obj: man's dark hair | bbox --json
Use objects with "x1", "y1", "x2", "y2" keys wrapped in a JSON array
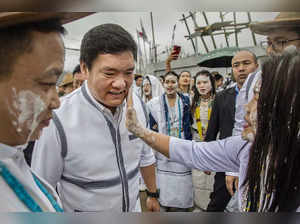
[
  {"x1": 213, "y1": 72, "x2": 223, "y2": 81},
  {"x1": 72, "y1": 64, "x2": 81, "y2": 75},
  {"x1": 134, "y1": 74, "x2": 143, "y2": 81},
  {"x1": 80, "y1": 23, "x2": 137, "y2": 70},
  {"x1": 159, "y1": 75, "x2": 165, "y2": 82},
  {"x1": 0, "y1": 19, "x2": 66, "y2": 77}
]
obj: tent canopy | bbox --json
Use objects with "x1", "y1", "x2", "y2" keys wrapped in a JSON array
[{"x1": 197, "y1": 47, "x2": 241, "y2": 68}]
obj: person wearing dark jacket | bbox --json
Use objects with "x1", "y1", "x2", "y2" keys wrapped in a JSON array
[
  {"x1": 205, "y1": 50, "x2": 258, "y2": 212},
  {"x1": 204, "y1": 86, "x2": 237, "y2": 211}
]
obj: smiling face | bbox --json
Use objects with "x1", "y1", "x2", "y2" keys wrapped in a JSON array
[
  {"x1": 0, "y1": 31, "x2": 63, "y2": 145},
  {"x1": 164, "y1": 74, "x2": 178, "y2": 96},
  {"x1": 195, "y1": 74, "x2": 212, "y2": 96},
  {"x1": 83, "y1": 51, "x2": 135, "y2": 113},
  {"x1": 242, "y1": 79, "x2": 261, "y2": 142}
]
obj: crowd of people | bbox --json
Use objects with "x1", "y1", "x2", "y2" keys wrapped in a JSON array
[{"x1": 0, "y1": 12, "x2": 299, "y2": 213}]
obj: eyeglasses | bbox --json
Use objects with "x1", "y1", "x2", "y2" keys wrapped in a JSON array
[{"x1": 260, "y1": 38, "x2": 300, "y2": 51}]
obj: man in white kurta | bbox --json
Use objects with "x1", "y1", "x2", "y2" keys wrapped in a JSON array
[
  {"x1": 32, "y1": 23, "x2": 159, "y2": 212},
  {"x1": 32, "y1": 82, "x2": 155, "y2": 211}
]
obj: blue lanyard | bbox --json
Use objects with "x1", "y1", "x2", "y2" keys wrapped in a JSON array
[
  {"x1": 235, "y1": 85, "x2": 240, "y2": 95},
  {"x1": 165, "y1": 95, "x2": 182, "y2": 138},
  {"x1": 0, "y1": 161, "x2": 63, "y2": 212}
]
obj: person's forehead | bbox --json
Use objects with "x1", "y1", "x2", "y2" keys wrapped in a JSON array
[
  {"x1": 143, "y1": 79, "x2": 150, "y2": 85},
  {"x1": 15, "y1": 31, "x2": 64, "y2": 80},
  {"x1": 165, "y1": 75, "x2": 177, "y2": 81},
  {"x1": 232, "y1": 51, "x2": 255, "y2": 63},
  {"x1": 180, "y1": 72, "x2": 190, "y2": 77},
  {"x1": 196, "y1": 75, "x2": 209, "y2": 81},
  {"x1": 95, "y1": 52, "x2": 135, "y2": 68}
]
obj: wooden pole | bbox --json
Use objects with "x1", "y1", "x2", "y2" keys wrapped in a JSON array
[
  {"x1": 233, "y1": 12, "x2": 239, "y2": 47},
  {"x1": 150, "y1": 12, "x2": 158, "y2": 63},
  {"x1": 181, "y1": 13, "x2": 197, "y2": 54},
  {"x1": 189, "y1": 11, "x2": 209, "y2": 53},
  {"x1": 219, "y1": 12, "x2": 229, "y2": 47},
  {"x1": 202, "y1": 12, "x2": 217, "y2": 49},
  {"x1": 247, "y1": 12, "x2": 257, "y2": 46}
]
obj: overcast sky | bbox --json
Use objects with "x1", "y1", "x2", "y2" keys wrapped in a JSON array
[{"x1": 62, "y1": 12, "x2": 278, "y2": 72}]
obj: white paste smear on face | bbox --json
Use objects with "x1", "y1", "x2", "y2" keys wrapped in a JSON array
[
  {"x1": 164, "y1": 76, "x2": 178, "y2": 95},
  {"x1": 9, "y1": 88, "x2": 46, "y2": 142},
  {"x1": 196, "y1": 75, "x2": 212, "y2": 95}
]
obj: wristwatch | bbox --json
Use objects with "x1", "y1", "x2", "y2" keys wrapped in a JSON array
[{"x1": 145, "y1": 189, "x2": 160, "y2": 198}]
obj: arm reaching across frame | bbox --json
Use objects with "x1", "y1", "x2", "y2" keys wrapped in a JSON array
[{"x1": 126, "y1": 88, "x2": 171, "y2": 158}]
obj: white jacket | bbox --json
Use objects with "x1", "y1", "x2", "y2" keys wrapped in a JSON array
[{"x1": 31, "y1": 82, "x2": 155, "y2": 212}]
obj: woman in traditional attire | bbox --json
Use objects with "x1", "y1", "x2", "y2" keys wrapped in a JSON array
[
  {"x1": 190, "y1": 70, "x2": 216, "y2": 211},
  {"x1": 147, "y1": 71, "x2": 193, "y2": 212}
]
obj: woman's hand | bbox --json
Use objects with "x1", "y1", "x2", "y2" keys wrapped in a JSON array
[{"x1": 126, "y1": 88, "x2": 144, "y2": 137}]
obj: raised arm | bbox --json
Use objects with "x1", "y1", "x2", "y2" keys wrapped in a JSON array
[
  {"x1": 126, "y1": 88, "x2": 249, "y2": 173},
  {"x1": 165, "y1": 49, "x2": 179, "y2": 73},
  {"x1": 126, "y1": 88, "x2": 171, "y2": 157}
]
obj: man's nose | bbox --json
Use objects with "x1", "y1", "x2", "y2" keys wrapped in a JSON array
[
  {"x1": 238, "y1": 64, "x2": 245, "y2": 71},
  {"x1": 113, "y1": 77, "x2": 126, "y2": 89}
]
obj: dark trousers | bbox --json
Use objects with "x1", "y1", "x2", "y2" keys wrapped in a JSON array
[{"x1": 206, "y1": 172, "x2": 232, "y2": 212}]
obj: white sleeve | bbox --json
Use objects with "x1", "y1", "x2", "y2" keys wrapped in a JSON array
[
  {"x1": 225, "y1": 172, "x2": 239, "y2": 177},
  {"x1": 139, "y1": 142, "x2": 156, "y2": 167},
  {"x1": 232, "y1": 78, "x2": 248, "y2": 136},
  {"x1": 31, "y1": 120, "x2": 64, "y2": 189},
  {"x1": 169, "y1": 135, "x2": 249, "y2": 173}
]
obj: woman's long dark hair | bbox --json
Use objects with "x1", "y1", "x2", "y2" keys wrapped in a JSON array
[
  {"x1": 245, "y1": 50, "x2": 300, "y2": 212},
  {"x1": 191, "y1": 70, "x2": 216, "y2": 116}
]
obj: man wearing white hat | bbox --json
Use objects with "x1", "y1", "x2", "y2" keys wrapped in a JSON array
[{"x1": 0, "y1": 12, "x2": 90, "y2": 212}]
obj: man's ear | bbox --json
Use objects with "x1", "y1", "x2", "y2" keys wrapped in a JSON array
[{"x1": 80, "y1": 62, "x2": 89, "y2": 78}]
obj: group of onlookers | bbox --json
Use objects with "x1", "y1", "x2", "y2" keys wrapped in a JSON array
[{"x1": 1, "y1": 11, "x2": 300, "y2": 213}]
